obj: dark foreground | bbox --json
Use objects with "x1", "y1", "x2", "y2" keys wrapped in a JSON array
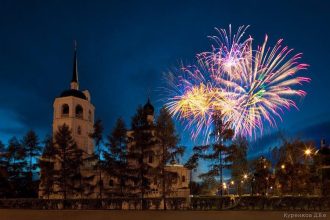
[{"x1": 0, "y1": 210, "x2": 329, "y2": 220}]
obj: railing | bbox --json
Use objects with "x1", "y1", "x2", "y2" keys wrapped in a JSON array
[
  {"x1": 0, "y1": 197, "x2": 188, "y2": 210},
  {"x1": 0, "y1": 196, "x2": 329, "y2": 210},
  {"x1": 190, "y1": 195, "x2": 330, "y2": 211}
]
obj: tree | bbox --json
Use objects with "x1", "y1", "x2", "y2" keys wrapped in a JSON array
[
  {"x1": 0, "y1": 140, "x2": 5, "y2": 155},
  {"x1": 39, "y1": 135, "x2": 56, "y2": 199},
  {"x1": 184, "y1": 153, "x2": 200, "y2": 196},
  {"x1": 274, "y1": 139, "x2": 314, "y2": 195},
  {"x1": 53, "y1": 124, "x2": 83, "y2": 200},
  {"x1": 189, "y1": 181, "x2": 202, "y2": 195},
  {"x1": 227, "y1": 136, "x2": 248, "y2": 195},
  {"x1": 188, "y1": 112, "x2": 234, "y2": 197},
  {"x1": 22, "y1": 130, "x2": 41, "y2": 176},
  {"x1": 6, "y1": 137, "x2": 27, "y2": 197},
  {"x1": 250, "y1": 156, "x2": 272, "y2": 195},
  {"x1": 155, "y1": 107, "x2": 183, "y2": 210},
  {"x1": 22, "y1": 130, "x2": 42, "y2": 196},
  {"x1": 128, "y1": 106, "x2": 158, "y2": 209},
  {"x1": 199, "y1": 176, "x2": 219, "y2": 196},
  {"x1": 184, "y1": 153, "x2": 199, "y2": 170},
  {"x1": 314, "y1": 144, "x2": 330, "y2": 196},
  {"x1": 90, "y1": 119, "x2": 104, "y2": 199},
  {"x1": 104, "y1": 117, "x2": 128, "y2": 196},
  {"x1": 0, "y1": 140, "x2": 10, "y2": 197}
]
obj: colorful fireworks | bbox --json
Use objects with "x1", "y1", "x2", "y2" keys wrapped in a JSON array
[{"x1": 164, "y1": 25, "x2": 310, "y2": 141}]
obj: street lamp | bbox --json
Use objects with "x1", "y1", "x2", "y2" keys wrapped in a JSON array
[
  {"x1": 228, "y1": 180, "x2": 235, "y2": 195},
  {"x1": 241, "y1": 174, "x2": 248, "y2": 195},
  {"x1": 304, "y1": 148, "x2": 312, "y2": 156},
  {"x1": 281, "y1": 164, "x2": 285, "y2": 169}
]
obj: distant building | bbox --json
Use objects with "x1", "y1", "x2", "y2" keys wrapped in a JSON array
[
  {"x1": 38, "y1": 44, "x2": 190, "y2": 199},
  {"x1": 316, "y1": 139, "x2": 330, "y2": 196}
]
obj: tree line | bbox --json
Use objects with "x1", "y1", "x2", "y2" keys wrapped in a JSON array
[
  {"x1": 0, "y1": 130, "x2": 41, "y2": 197},
  {"x1": 0, "y1": 106, "x2": 184, "y2": 206},
  {"x1": 0, "y1": 107, "x2": 329, "y2": 200},
  {"x1": 186, "y1": 112, "x2": 329, "y2": 197}
]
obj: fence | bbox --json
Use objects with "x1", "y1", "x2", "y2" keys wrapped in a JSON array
[
  {"x1": 0, "y1": 197, "x2": 187, "y2": 210},
  {"x1": 190, "y1": 196, "x2": 330, "y2": 211},
  {"x1": 0, "y1": 196, "x2": 330, "y2": 211}
]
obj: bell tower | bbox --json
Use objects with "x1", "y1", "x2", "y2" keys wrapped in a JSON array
[{"x1": 52, "y1": 42, "x2": 95, "y2": 155}]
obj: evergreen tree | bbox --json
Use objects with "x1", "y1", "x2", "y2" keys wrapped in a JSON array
[
  {"x1": 53, "y1": 124, "x2": 83, "y2": 200},
  {"x1": 22, "y1": 130, "x2": 41, "y2": 176},
  {"x1": 89, "y1": 119, "x2": 104, "y2": 199},
  {"x1": 0, "y1": 140, "x2": 10, "y2": 197},
  {"x1": 6, "y1": 137, "x2": 27, "y2": 197},
  {"x1": 199, "y1": 176, "x2": 219, "y2": 195},
  {"x1": 184, "y1": 153, "x2": 200, "y2": 196},
  {"x1": 227, "y1": 136, "x2": 248, "y2": 195},
  {"x1": 184, "y1": 153, "x2": 199, "y2": 170},
  {"x1": 22, "y1": 130, "x2": 42, "y2": 196},
  {"x1": 128, "y1": 106, "x2": 158, "y2": 209},
  {"x1": 188, "y1": 112, "x2": 234, "y2": 196},
  {"x1": 0, "y1": 140, "x2": 5, "y2": 155},
  {"x1": 39, "y1": 135, "x2": 56, "y2": 199},
  {"x1": 155, "y1": 107, "x2": 183, "y2": 210},
  {"x1": 104, "y1": 117, "x2": 128, "y2": 196},
  {"x1": 250, "y1": 156, "x2": 272, "y2": 195}
]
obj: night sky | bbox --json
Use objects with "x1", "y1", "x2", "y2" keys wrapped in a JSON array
[{"x1": 0, "y1": 0, "x2": 330, "y2": 164}]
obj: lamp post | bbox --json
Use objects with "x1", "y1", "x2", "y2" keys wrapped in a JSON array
[
  {"x1": 223, "y1": 182, "x2": 228, "y2": 195},
  {"x1": 304, "y1": 148, "x2": 312, "y2": 156},
  {"x1": 304, "y1": 147, "x2": 314, "y2": 195},
  {"x1": 230, "y1": 180, "x2": 235, "y2": 195},
  {"x1": 242, "y1": 174, "x2": 248, "y2": 195}
]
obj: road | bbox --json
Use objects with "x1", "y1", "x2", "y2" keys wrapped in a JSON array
[{"x1": 0, "y1": 209, "x2": 328, "y2": 220}]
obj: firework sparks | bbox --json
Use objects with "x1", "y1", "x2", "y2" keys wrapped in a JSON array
[{"x1": 164, "y1": 25, "x2": 310, "y2": 141}]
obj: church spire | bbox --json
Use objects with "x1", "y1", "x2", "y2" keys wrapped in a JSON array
[{"x1": 70, "y1": 41, "x2": 79, "y2": 90}]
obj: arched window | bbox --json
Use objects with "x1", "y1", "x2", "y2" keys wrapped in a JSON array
[
  {"x1": 75, "y1": 105, "x2": 83, "y2": 119},
  {"x1": 109, "y1": 179, "x2": 114, "y2": 187},
  {"x1": 88, "y1": 110, "x2": 92, "y2": 121},
  {"x1": 77, "y1": 126, "x2": 82, "y2": 135},
  {"x1": 61, "y1": 104, "x2": 69, "y2": 117},
  {"x1": 182, "y1": 175, "x2": 186, "y2": 183}
]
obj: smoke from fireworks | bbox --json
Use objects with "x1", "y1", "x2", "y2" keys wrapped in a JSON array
[{"x1": 165, "y1": 25, "x2": 310, "y2": 141}]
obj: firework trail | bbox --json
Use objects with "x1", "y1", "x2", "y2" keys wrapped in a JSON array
[{"x1": 164, "y1": 25, "x2": 310, "y2": 141}]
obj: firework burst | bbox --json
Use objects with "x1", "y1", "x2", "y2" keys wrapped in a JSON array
[{"x1": 164, "y1": 25, "x2": 310, "y2": 141}]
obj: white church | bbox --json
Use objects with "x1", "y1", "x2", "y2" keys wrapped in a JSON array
[{"x1": 38, "y1": 44, "x2": 190, "y2": 200}]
